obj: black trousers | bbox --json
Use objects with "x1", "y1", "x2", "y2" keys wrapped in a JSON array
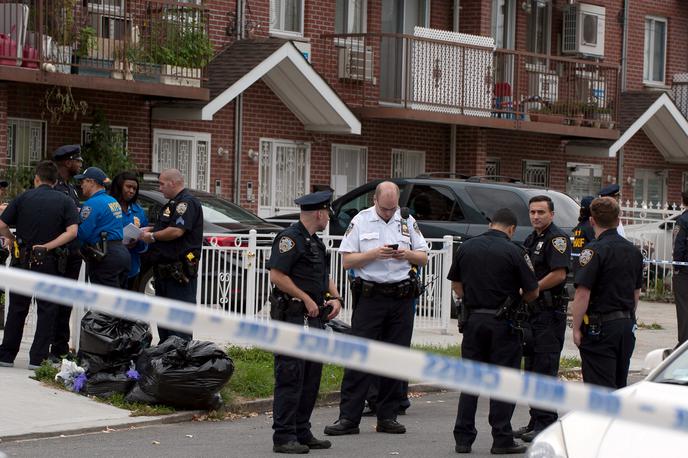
[
  {"x1": 338, "y1": 293, "x2": 414, "y2": 423},
  {"x1": 0, "y1": 258, "x2": 61, "y2": 366},
  {"x1": 86, "y1": 244, "x2": 130, "y2": 289},
  {"x1": 673, "y1": 271, "x2": 688, "y2": 346},
  {"x1": 273, "y1": 314, "x2": 324, "y2": 445},
  {"x1": 454, "y1": 313, "x2": 522, "y2": 448},
  {"x1": 50, "y1": 254, "x2": 82, "y2": 358},
  {"x1": 156, "y1": 273, "x2": 197, "y2": 343},
  {"x1": 579, "y1": 318, "x2": 635, "y2": 389},
  {"x1": 523, "y1": 310, "x2": 566, "y2": 431}
]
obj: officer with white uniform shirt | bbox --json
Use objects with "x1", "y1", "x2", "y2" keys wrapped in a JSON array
[{"x1": 324, "y1": 181, "x2": 428, "y2": 437}]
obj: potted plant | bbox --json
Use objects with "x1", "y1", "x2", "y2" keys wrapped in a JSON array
[
  {"x1": 112, "y1": 43, "x2": 136, "y2": 81},
  {"x1": 46, "y1": 0, "x2": 79, "y2": 73},
  {"x1": 151, "y1": 22, "x2": 213, "y2": 87},
  {"x1": 74, "y1": 26, "x2": 113, "y2": 77},
  {"x1": 529, "y1": 103, "x2": 565, "y2": 125},
  {"x1": 596, "y1": 107, "x2": 614, "y2": 128}
]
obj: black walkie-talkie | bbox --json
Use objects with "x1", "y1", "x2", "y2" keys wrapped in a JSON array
[{"x1": 400, "y1": 207, "x2": 410, "y2": 219}]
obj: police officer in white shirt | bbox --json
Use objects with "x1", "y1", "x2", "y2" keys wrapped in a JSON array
[
  {"x1": 599, "y1": 184, "x2": 625, "y2": 238},
  {"x1": 324, "y1": 181, "x2": 429, "y2": 436}
]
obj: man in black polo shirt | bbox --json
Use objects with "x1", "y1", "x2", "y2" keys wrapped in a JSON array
[
  {"x1": 140, "y1": 169, "x2": 203, "y2": 343},
  {"x1": 447, "y1": 208, "x2": 539, "y2": 455},
  {"x1": 572, "y1": 197, "x2": 643, "y2": 388},
  {"x1": 0, "y1": 161, "x2": 79, "y2": 369}
]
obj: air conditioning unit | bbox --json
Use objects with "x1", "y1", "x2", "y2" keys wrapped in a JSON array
[
  {"x1": 562, "y1": 3, "x2": 605, "y2": 57},
  {"x1": 338, "y1": 45, "x2": 374, "y2": 82}
]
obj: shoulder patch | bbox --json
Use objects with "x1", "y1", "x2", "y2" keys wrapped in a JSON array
[
  {"x1": 413, "y1": 221, "x2": 423, "y2": 237},
  {"x1": 345, "y1": 222, "x2": 354, "y2": 237},
  {"x1": 579, "y1": 248, "x2": 594, "y2": 267},
  {"x1": 552, "y1": 236, "x2": 568, "y2": 254},
  {"x1": 175, "y1": 202, "x2": 188, "y2": 215},
  {"x1": 278, "y1": 236, "x2": 295, "y2": 253},
  {"x1": 81, "y1": 206, "x2": 92, "y2": 220},
  {"x1": 524, "y1": 253, "x2": 535, "y2": 272}
]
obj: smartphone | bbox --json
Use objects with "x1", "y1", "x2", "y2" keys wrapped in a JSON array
[{"x1": 387, "y1": 244, "x2": 399, "y2": 250}]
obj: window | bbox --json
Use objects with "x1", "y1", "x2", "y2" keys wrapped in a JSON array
[
  {"x1": 486, "y1": 158, "x2": 501, "y2": 180},
  {"x1": 81, "y1": 123, "x2": 128, "y2": 153},
  {"x1": 526, "y1": 0, "x2": 551, "y2": 55},
  {"x1": 152, "y1": 129, "x2": 211, "y2": 192},
  {"x1": 465, "y1": 186, "x2": 530, "y2": 226},
  {"x1": 391, "y1": 149, "x2": 425, "y2": 178},
  {"x1": 522, "y1": 160, "x2": 549, "y2": 187},
  {"x1": 331, "y1": 144, "x2": 367, "y2": 198},
  {"x1": 566, "y1": 162, "x2": 602, "y2": 202},
  {"x1": 336, "y1": 0, "x2": 366, "y2": 34},
  {"x1": 7, "y1": 118, "x2": 46, "y2": 168},
  {"x1": 270, "y1": 0, "x2": 303, "y2": 37},
  {"x1": 408, "y1": 184, "x2": 464, "y2": 221},
  {"x1": 634, "y1": 169, "x2": 667, "y2": 206},
  {"x1": 258, "y1": 139, "x2": 310, "y2": 217},
  {"x1": 644, "y1": 17, "x2": 667, "y2": 85}
]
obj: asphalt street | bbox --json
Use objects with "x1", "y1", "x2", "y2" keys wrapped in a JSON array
[{"x1": 0, "y1": 391, "x2": 532, "y2": 458}]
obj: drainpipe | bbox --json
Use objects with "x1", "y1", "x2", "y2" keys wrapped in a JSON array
[
  {"x1": 233, "y1": 0, "x2": 246, "y2": 203},
  {"x1": 449, "y1": 0, "x2": 459, "y2": 176},
  {"x1": 453, "y1": 0, "x2": 460, "y2": 33},
  {"x1": 618, "y1": 146, "x2": 625, "y2": 201},
  {"x1": 621, "y1": 0, "x2": 629, "y2": 92}
]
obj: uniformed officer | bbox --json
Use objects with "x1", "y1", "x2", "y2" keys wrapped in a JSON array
[
  {"x1": 75, "y1": 167, "x2": 130, "y2": 288},
  {"x1": 50, "y1": 144, "x2": 84, "y2": 360},
  {"x1": 268, "y1": 190, "x2": 342, "y2": 454},
  {"x1": 110, "y1": 172, "x2": 149, "y2": 290},
  {"x1": 448, "y1": 208, "x2": 539, "y2": 455},
  {"x1": 324, "y1": 181, "x2": 428, "y2": 436},
  {"x1": 0, "y1": 161, "x2": 79, "y2": 369},
  {"x1": 139, "y1": 169, "x2": 203, "y2": 343},
  {"x1": 673, "y1": 191, "x2": 688, "y2": 347},
  {"x1": 599, "y1": 184, "x2": 625, "y2": 237},
  {"x1": 516, "y1": 195, "x2": 571, "y2": 443},
  {"x1": 571, "y1": 196, "x2": 595, "y2": 277},
  {"x1": 572, "y1": 197, "x2": 643, "y2": 388}
]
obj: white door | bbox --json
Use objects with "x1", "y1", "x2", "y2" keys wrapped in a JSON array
[
  {"x1": 153, "y1": 130, "x2": 211, "y2": 192},
  {"x1": 566, "y1": 163, "x2": 602, "y2": 201},
  {"x1": 634, "y1": 169, "x2": 667, "y2": 206},
  {"x1": 258, "y1": 139, "x2": 310, "y2": 217},
  {"x1": 331, "y1": 144, "x2": 367, "y2": 198}
]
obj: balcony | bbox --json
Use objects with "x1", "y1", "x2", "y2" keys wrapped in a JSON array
[
  {"x1": 0, "y1": 0, "x2": 210, "y2": 100},
  {"x1": 319, "y1": 33, "x2": 620, "y2": 140}
]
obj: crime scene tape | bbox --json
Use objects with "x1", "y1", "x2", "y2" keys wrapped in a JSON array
[{"x1": 1, "y1": 265, "x2": 687, "y2": 434}]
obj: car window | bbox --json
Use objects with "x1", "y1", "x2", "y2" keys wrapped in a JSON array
[
  {"x1": 652, "y1": 347, "x2": 688, "y2": 383},
  {"x1": 465, "y1": 187, "x2": 529, "y2": 226},
  {"x1": 198, "y1": 196, "x2": 265, "y2": 224},
  {"x1": 408, "y1": 185, "x2": 464, "y2": 221},
  {"x1": 337, "y1": 188, "x2": 376, "y2": 228},
  {"x1": 523, "y1": 190, "x2": 579, "y2": 228},
  {"x1": 137, "y1": 195, "x2": 161, "y2": 226}
]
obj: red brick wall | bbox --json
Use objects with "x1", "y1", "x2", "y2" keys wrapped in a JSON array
[{"x1": 459, "y1": 0, "x2": 491, "y2": 36}]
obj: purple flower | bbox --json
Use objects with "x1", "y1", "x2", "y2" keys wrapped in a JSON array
[{"x1": 73, "y1": 373, "x2": 87, "y2": 392}]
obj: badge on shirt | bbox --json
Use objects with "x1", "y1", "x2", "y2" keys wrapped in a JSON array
[
  {"x1": 345, "y1": 222, "x2": 354, "y2": 237},
  {"x1": 536, "y1": 241, "x2": 544, "y2": 251},
  {"x1": 552, "y1": 236, "x2": 568, "y2": 254},
  {"x1": 579, "y1": 249, "x2": 594, "y2": 267},
  {"x1": 134, "y1": 216, "x2": 140, "y2": 227},
  {"x1": 524, "y1": 253, "x2": 535, "y2": 272},
  {"x1": 163, "y1": 207, "x2": 171, "y2": 218},
  {"x1": 81, "y1": 206, "x2": 92, "y2": 220},
  {"x1": 279, "y1": 236, "x2": 295, "y2": 253},
  {"x1": 401, "y1": 220, "x2": 410, "y2": 237},
  {"x1": 176, "y1": 202, "x2": 188, "y2": 215}
]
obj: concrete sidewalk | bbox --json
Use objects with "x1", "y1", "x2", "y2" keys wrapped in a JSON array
[{"x1": 0, "y1": 300, "x2": 679, "y2": 443}]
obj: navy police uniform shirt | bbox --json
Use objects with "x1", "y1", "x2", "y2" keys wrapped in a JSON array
[
  {"x1": 447, "y1": 229, "x2": 538, "y2": 308},
  {"x1": 575, "y1": 228, "x2": 644, "y2": 314},
  {"x1": 54, "y1": 178, "x2": 80, "y2": 209},
  {"x1": 572, "y1": 219, "x2": 595, "y2": 274},
  {"x1": 1, "y1": 184, "x2": 79, "y2": 245},
  {"x1": 151, "y1": 189, "x2": 203, "y2": 263},
  {"x1": 78, "y1": 189, "x2": 124, "y2": 244},
  {"x1": 673, "y1": 210, "x2": 688, "y2": 272},
  {"x1": 524, "y1": 223, "x2": 571, "y2": 295},
  {"x1": 268, "y1": 221, "x2": 330, "y2": 303}
]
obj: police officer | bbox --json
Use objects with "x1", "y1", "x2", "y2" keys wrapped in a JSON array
[
  {"x1": 448, "y1": 208, "x2": 539, "y2": 455},
  {"x1": 516, "y1": 195, "x2": 571, "y2": 443},
  {"x1": 140, "y1": 169, "x2": 203, "y2": 343},
  {"x1": 673, "y1": 191, "x2": 688, "y2": 347},
  {"x1": 268, "y1": 190, "x2": 342, "y2": 454},
  {"x1": 572, "y1": 197, "x2": 643, "y2": 388},
  {"x1": 50, "y1": 144, "x2": 84, "y2": 360},
  {"x1": 76, "y1": 167, "x2": 130, "y2": 288},
  {"x1": 324, "y1": 181, "x2": 428, "y2": 436},
  {"x1": 571, "y1": 196, "x2": 595, "y2": 277},
  {"x1": 0, "y1": 161, "x2": 79, "y2": 369},
  {"x1": 599, "y1": 184, "x2": 625, "y2": 237}
]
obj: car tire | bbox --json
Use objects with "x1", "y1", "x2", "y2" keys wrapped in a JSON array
[{"x1": 138, "y1": 268, "x2": 155, "y2": 297}]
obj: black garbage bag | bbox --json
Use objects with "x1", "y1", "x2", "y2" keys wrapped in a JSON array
[
  {"x1": 127, "y1": 336, "x2": 234, "y2": 410},
  {"x1": 79, "y1": 311, "x2": 152, "y2": 356},
  {"x1": 79, "y1": 351, "x2": 130, "y2": 375},
  {"x1": 83, "y1": 371, "x2": 135, "y2": 398}
]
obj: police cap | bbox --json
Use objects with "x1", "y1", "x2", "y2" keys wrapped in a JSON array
[
  {"x1": 294, "y1": 190, "x2": 333, "y2": 211},
  {"x1": 0, "y1": 180, "x2": 7, "y2": 188},
  {"x1": 580, "y1": 195, "x2": 594, "y2": 209},
  {"x1": 52, "y1": 144, "x2": 83, "y2": 162},
  {"x1": 74, "y1": 167, "x2": 108, "y2": 186},
  {"x1": 598, "y1": 183, "x2": 620, "y2": 197}
]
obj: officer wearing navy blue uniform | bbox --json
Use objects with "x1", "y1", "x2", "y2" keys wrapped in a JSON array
[
  {"x1": 571, "y1": 196, "x2": 595, "y2": 277},
  {"x1": 268, "y1": 190, "x2": 342, "y2": 454},
  {"x1": 76, "y1": 167, "x2": 130, "y2": 288},
  {"x1": 0, "y1": 161, "x2": 79, "y2": 368},
  {"x1": 448, "y1": 208, "x2": 539, "y2": 455},
  {"x1": 572, "y1": 197, "x2": 643, "y2": 388},
  {"x1": 140, "y1": 169, "x2": 203, "y2": 343},
  {"x1": 50, "y1": 144, "x2": 84, "y2": 359},
  {"x1": 516, "y1": 195, "x2": 571, "y2": 443},
  {"x1": 673, "y1": 192, "x2": 688, "y2": 347},
  {"x1": 325, "y1": 181, "x2": 428, "y2": 437}
]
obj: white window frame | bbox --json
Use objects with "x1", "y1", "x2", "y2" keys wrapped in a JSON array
[
  {"x1": 81, "y1": 123, "x2": 128, "y2": 153},
  {"x1": 335, "y1": 0, "x2": 367, "y2": 35},
  {"x1": 643, "y1": 16, "x2": 668, "y2": 86},
  {"x1": 152, "y1": 128, "x2": 211, "y2": 192},
  {"x1": 522, "y1": 159, "x2": 550, "y2": 187},
  {"x1": 269, "y1": 0, "x2": 305, "y2": 38},
  {"x1": 391, "y1": 148, "x2": 426, "y2": 178},
  {"x1": 258, "y1": 138, "x2": 311, "y2": 218},
  {"x1": 7, "y1": 117, "x2": 47, "y2": 168},
  {"x1": 331, "y1": 143, "x2": 367, "y2": 198}
]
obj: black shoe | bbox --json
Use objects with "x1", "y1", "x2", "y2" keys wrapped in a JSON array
[
  {"x1": 490, "y1": 442, "x2": 527, "y2": 455},
  {"x1": 512, "y1": 425, "x2": 533, "y2": 438},
  {"x1": 324, "y1": 418, "x2": 360, "y2": 436},
  {"x1": 301, "y1": 437, "x2": 331, "y2": 450},
  {"x1": 520, "y1": 430, "x2": 540, "y2": 443},
  {"x1": 455, "y1": 444, "x2": 472, "y2": 453},
  {"x1": 273, "y1": 441, "x2": 310, "y2": 454},
  {"x1": 376, "y1": 419, "x2": 406, "y2": 434}
]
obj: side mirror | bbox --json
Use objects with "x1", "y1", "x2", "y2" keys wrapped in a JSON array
[{"x1": 641, "y1": 347, "x2": 672, "y2": 375}]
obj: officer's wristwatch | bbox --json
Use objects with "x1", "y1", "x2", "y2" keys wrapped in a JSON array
[{"x1": 149, "y1": 232, "x2": 156, "y2": 243}]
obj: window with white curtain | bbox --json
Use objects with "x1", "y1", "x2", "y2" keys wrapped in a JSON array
[
  {"x1": 270, "y1": 0, "x2": 304, "y2": 37},
  {"x1": 336, "y1": 0, "x2": 367, "y2": 34},
  {"x1": 7, "y1": 118, "x2": 46, "y2": 169},
  {"x1": 331, "y1": 144, "x2": 367, "y2": 198},
  {"x1": 391, "y1": 149, "x2": 425, "y2": 178},
  {"x1": 152, "y1": 129, "x2": 211, "y2": 192},
  {"x1": 644, "y1": 17, "x2": 667, "y2": 85}
]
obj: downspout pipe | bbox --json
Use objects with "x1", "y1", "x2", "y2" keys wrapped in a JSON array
[
  {"x1": 450, "y1": 0, "x2": 460, "y2": 176},
  {"x1": 621, "y1": 0, "x2": 629, "y2": 92},
  {"x1": 233, "y1": 0, "x2": 245, "y2": 203}
]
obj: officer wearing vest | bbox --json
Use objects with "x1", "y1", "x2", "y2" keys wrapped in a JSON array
[
  {"x1": 516, "y1": 195, "x2": 571, "y2": 443},
  {"x1": 572, "y1": 197, "x2": 643, "y2": 388},
  {"x1": 76, "y1": 167, "x2": 130, "y2": 288},
  {"x1": 140, "y1": 169, "x2": 203, "y2": 343},
  {"x1": 325, "y1": 181, "x2": 428, "y2": 437},
  {"x1": 0, "y1": 161, "x2": 79, "y2": 369},
  {"x1": 571, "y1": 196, "x2": 595, "y2": 277},
  {"x1": 673, "y1": 191, "x2": 688, "y2": 347},
  {"x1": 448, "y1": 208, "x2": 539, "y2": 455},
  {"x1": 50, "y1": 144, "x2": 84, "y2": 360},
  {"x1": 268, "y1": 190, "x2": 342, "y2": 454}
]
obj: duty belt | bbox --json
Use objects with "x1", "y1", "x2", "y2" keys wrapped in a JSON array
[
  {"x1": 360, "y1": 279, "x2": 413, "y2": 298},
  {"x1": 471, "y1": 308, "x2": 498, "y2": 315},
  {"x1": 591, "y1": 310, "x2": 633, "y2": 323}
]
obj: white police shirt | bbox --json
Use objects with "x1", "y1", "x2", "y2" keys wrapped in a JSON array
[{"x1": 339, "y1": 206, "x2": 429, "y2": 283}]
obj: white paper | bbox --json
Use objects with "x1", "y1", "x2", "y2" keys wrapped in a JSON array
[{"x1": 123, "y1": 223, "x2": 142, "y2": 244}]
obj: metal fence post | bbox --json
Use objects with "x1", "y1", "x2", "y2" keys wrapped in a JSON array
[
  {"x1": 245, "y1": 229, "x2": 258, "y2": 316},
  {"x1": 441, "y1": 235, "x2": 453, "y2": 334}
]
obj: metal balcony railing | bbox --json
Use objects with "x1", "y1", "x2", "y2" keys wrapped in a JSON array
[
  {"x1": 319, "y1": 33, "x2": 620, "y2": 129},
  {"x1": 0, "y1": 0, "x2": 211, "y2": 87}
]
